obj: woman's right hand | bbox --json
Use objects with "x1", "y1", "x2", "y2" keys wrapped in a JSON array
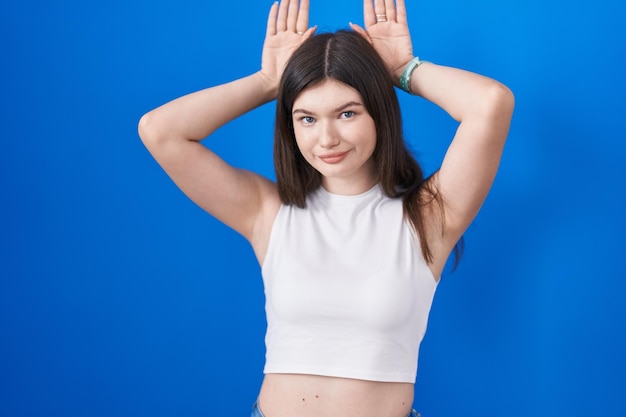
[{"x1": 259, "y1": 0, "x2": 316, "y2": 93}]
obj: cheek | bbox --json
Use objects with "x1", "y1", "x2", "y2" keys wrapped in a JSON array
[
  {"x1": 357, "y1": 123, "x2": 377, "y2": 153},
  {"x1": 293, "y1": 129, "x2": 313, "y2": 154},
  {"x1": 370, "y1": 133, "x2": 378, "y2": 152}
]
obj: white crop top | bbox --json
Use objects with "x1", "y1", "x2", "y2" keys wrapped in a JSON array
[{"x1": 261, "y1": 184, "x2": 438, "y2": 383}]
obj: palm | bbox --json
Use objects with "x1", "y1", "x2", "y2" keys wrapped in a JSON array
[
  {"x1": 259, "y1": 0, "x2": 315, "y2": 89},
  {"x1": 366, "y1": 23, "x2": 413, "y2": 75},
  {"x1": 351, "y1": 0, "x2": 415, "y2": 79},
  {"x1": 261, "y1": 33, "x2": 306, "y2": 85}
]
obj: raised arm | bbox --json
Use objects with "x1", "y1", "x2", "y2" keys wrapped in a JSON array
[
  {"x1": 352, "y1": 0, "x2": 514, "y2": 263},
  {"x1": 138, "y1": 1, "x2": 315, "y2": 247}
]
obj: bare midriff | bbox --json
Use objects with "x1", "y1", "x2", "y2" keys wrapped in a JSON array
[{"x1": 257, "y1": 373, "x2": 414, "y2": 417}]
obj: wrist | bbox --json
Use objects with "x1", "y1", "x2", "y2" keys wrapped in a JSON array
[
  {"x1": 393, "y1": 59, "x2": 413, "y2": 87},
  {"x1": 397, "y1": 57, "x2": 429, "y2": 95},
  {"x1": 254, "y1": 70, "x2": 280, "y2": 102}
]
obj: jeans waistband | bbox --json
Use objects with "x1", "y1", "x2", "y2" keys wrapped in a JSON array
[{"x1": 251, "y1": 402, "x2": 421, "y2": 417}]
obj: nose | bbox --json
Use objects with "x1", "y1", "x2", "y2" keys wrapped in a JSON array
[{"x1": 319, "y1": 122, "x2": 340, "y2": 149}]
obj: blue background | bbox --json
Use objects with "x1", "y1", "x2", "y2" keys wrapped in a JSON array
[{"x1": 2, "y1": 0, "x2": 625, "y2": 416}]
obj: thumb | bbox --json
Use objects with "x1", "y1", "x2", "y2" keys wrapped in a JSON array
[
  {"x1": 302, "y1": 25, "x2": 318, "y2": 40},
  {"x1": 349, "y1": 22, "x2": 372, "y2": 44}
]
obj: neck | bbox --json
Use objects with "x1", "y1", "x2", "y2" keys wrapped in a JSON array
[{"x1": 321, "y1": 174, "x2": 377, "y2": 196}]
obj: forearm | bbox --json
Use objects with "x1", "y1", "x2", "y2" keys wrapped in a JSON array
[
  {"x1": 139, "y1": 71, "x2": 276, "y2": 143},
  {"x1": 395, "y1": 62, "x2": 514, "y2": 123}
]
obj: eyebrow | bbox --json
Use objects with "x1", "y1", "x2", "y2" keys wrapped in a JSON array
[{"x1": 292, "y1": 101, "x2": 364, "y2": 115}]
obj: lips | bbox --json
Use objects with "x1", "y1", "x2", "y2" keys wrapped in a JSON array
[{"x1": 318, "y1": 151, "x2": 349, "y2": 164}]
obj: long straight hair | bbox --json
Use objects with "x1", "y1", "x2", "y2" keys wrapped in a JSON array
[{"x1": 274, "y1": 30, "x2": 460, "y2": 265}]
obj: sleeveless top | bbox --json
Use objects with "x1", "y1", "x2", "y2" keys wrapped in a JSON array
[{"x1": 261, "y1": 184, "x2": 438, "y2": 383}]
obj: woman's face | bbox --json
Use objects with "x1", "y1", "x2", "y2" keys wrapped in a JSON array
[{"x1": 291, "y1": 80, "x2": 377, "y2": 195}]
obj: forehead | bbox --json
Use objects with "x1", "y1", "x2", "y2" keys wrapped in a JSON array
[{"x1": 293, "y1": 79, "x2": 362, "y2": 110}]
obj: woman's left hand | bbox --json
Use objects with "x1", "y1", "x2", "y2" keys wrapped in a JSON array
[{"x1": 350, "y1": 0, "x2": 414, "y2": 84}]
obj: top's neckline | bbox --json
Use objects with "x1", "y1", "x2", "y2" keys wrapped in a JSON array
[{"x1": 314, "y1": 183, "x2": 382, "y2": 203}]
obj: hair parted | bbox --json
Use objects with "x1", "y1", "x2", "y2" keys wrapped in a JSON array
[{"x1": 273, "y1": 30, "x2": 461, "y2": 265}]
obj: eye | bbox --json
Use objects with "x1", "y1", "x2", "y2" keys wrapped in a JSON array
[
  {"x1": 299, "y1": 116, "x2": 315, "y2": 125},
  {"x1": 340, "y1": 111, "x2": 355, "y2": 119}
]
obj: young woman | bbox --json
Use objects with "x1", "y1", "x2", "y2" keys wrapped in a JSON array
[{"x1": 138, "y1": 1, "x2": 514, "y2": 416}]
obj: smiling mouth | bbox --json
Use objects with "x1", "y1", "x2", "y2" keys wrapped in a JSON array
[{"x1": 319, "y1": 151, "x2": 349, "y2": 164}]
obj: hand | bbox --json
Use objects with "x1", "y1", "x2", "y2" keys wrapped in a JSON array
[
  {"x1": 259, "y1": 0, "x2": 316, "y2": 92},
  {"x1": 350, "y1": 0, "x2": 414, "y2": 84}
]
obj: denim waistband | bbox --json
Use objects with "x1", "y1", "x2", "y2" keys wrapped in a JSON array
[
  {"x1": 251, "y1": 402, "x2": 421, "y2": 417},
  {"x1": 251, "y1": 403, "x2": 264, "y2": 417}
]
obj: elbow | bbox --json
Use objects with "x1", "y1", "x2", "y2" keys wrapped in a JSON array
[
  {"x1": 462, "y1": 82, "x2": 514, "y2": 147},
  {"x1": 484, "y1": 82, "x2": 515, "y2": 119},
  {"x1": 486, "y1": 83, "x2": 514, "y2": 146},
  {"x1": 457, "y1": 82, "x2": 515, "y2": 125},
  {"x1": 463, "y1": 82, "x2": 514, "y2": 138},
  {"x1": 138, "y1": 111, "x2": 155, "y2": 144},
  {"x1": 138, "y1": 110, "x2": 167, "y2": 149}
]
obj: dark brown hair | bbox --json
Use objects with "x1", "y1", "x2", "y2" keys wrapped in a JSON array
[{"x1": 274, "y1": 30, "x2": 459, "y2": 265}]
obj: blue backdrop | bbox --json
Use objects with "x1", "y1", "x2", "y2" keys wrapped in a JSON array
[{"x1": 2, "y1": 0, "x2": 625, "y2": 416}]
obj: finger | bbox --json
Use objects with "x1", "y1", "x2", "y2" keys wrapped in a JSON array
[
  {"x1": 349, "y1": 22, "x2": 373, "y2": 44},
  {"x1": 395, "y1": 0, "x2": 408, "y2": 24},
  {"x1": 295, "y1": 0, "x2": 310, "y2": 33},
  {"x1": 363, "y1": 0, "x2": 376, "y2": 27},
  {"x1": 266, "y1": 1, "x2": 279, "y2": 36},
  {"x1": 301, "y1": 25, "x2": 317, "y2": 41},
  {"x1": 276, "y1": 0, "x2": 289, "y2": 31},
  {"x1": 385, "y1": 0, "x2": 397, "y2": 23},
  {"x1": 287, "y1": 0, "x2": 298, "y2": 32},
  {"x1": 373, "y1": 0, "x2": 387, "y2": 22}
]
